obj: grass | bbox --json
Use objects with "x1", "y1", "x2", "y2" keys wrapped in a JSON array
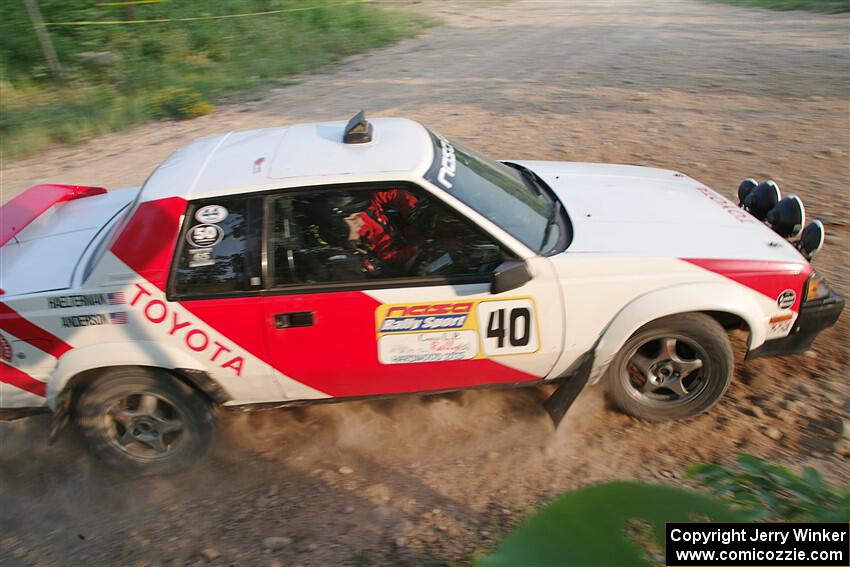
[
  {"x1": 708, "y1": 0, "x2": 850, "y2": 12},
  {"x1": 0, "y1": 1, "x2": 437, "y2": 161}
]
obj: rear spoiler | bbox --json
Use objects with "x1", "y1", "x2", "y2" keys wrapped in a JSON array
[{"x1": 0, "y1": 184, "x2": 107, "y2": 247}]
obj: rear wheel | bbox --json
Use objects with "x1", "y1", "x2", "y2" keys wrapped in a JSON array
[
  {"x1": 76, "y1": 368, "x2": 215, "y2": 474},
  {"x1": 605, "y1": 313, "x2": 733, "y2": 421}
]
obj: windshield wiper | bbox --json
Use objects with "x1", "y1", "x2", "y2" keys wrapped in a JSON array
[
  {"x1": 504, "y1": 162, "x2": 544, "y2": 196},
  {"x1": 540, "y1": 199, "x2": 562, "y2": 250}
]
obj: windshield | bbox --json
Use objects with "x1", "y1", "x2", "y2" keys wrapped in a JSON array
[{"x1": 424, "y1": 130, "x2": 556, "y2": 252}]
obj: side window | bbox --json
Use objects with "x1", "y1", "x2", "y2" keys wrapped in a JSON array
[
  {"x1": 172, "y1": 197, "x2": 264, "y2": 297},
  {"x1": 268, "y1": 185, "x2": 509, "y2": 287}
]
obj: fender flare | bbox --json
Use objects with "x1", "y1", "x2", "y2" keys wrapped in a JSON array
[
  {"x1": 588, "y1": 282, "x2": 767, "y2": 384},
  {"x1": 46, "y1": 341, "x2": 212, "y2": 408}
]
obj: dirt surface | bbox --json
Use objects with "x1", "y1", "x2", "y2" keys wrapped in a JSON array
[{"x1": 1, "y1": 1, "x2": 848, "y2": 565}]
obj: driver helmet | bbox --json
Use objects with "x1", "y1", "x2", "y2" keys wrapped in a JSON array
[{"x1": 309, "y1": 193, "x2": 372, "y2": 246}]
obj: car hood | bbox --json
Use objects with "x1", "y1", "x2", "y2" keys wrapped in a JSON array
[
  {"x1": 0, "y1": 187, "x2": 138, "y2": 297},
  {"x1": 516, "y1": 161, "x2": 807, "y2": 262}
]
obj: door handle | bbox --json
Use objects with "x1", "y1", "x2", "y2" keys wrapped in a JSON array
[{"x1": 274, "y1": 311, "x2": 314, "y2": 329}]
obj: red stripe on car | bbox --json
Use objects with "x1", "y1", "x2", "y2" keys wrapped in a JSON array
[
  {"x1": 0, "y1": 303, "x2": 72, "y2": 358},
  {"x1": 682, "y1": 258, "x2": 812, "y2": 312},
  {"x1": 0, "y1": 361, "x2": 46, "y2": 397},
  {"x1": 180, "y1": 291, "x2": 537, "y2": 397},
  {"x1": 111, "y1": 197, "x2": 186, "y2": 292}
]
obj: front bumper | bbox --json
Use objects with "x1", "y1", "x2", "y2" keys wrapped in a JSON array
[{"x1": 747, "y1": 291, "x2": 845, "y2": 359}]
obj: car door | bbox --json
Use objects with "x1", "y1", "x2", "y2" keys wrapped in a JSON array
[
  {"x1": 168, "y1": 195, "x2": 322, "y2": 403},
  {"x1": 261, "y1": 182, "x2": 564, "y2": 400}
]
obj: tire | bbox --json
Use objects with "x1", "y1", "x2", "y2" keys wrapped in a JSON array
[
  {"x1": 605, "y1": 313, "x2": 733, "y2": 421},
  {"x1": 76, "y1": 367, "x2": 216, "y2": 474}
]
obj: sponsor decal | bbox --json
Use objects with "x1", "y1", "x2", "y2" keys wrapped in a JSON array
[
  {"x1": 695, "y1": 186, "x2": 756, "y2": 224},
  {"x1": 0, "y1": 333, "x2": 12, "y2": 363},
  {"x1": 435, "y1": 135, "x2": 456, "y2": 189},
  {"x1": 768, "y1": 318, "x2": 794, "y2": 336},
  {"x1": 380, "y1": 331, "x2": 479, "y2": 364},
  {"x1": 195, "y1": 205, "x2": 228, "y2": 224},
  {"x1": 188, "y1": 248, "x2": 215, "y2": 268},
  {"x1": 379, "y1": 314, "x2": 469, "y2": 333},
  {"x1": 129, "y1": 283, "x2": 245, "y2": 376},
  {"x1": 61, "y1": 313, "x2": 109, "y2": 328},
  {"x1": 187, "y1": 223, "x2": 224, "y2": 248},
  {"x1": 375, "y1": 298, "x2": 538, "y2": 364},
  {"x1": 253, "y1": 157, "x2": 265, "y2": 174},
  {"x1": 60, "y1": 311, "x2": 129, "y2": 327},
  {"x1": 777, "y1": 289, "x2": 796, "y2": 309},
  {"x1": 379, "y1": 302, "x2": 472, "y2": 333},
  {"x1": 48, "y1": 293, "x2": 108, "y2": 309}
]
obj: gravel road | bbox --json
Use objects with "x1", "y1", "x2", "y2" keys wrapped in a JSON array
[{"x1": 1, "y1": 1, "x2": 848, "y2": 566}]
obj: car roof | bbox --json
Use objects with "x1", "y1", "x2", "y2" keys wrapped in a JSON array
[{"x1": 138, "y1": 117, "x2": 435, "y2": 203}]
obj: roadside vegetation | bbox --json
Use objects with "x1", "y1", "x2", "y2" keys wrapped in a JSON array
[
  {"x1": 0, "y1": 0, "x2": 434, "y2": 160},
  {"x1": 709, "y1": 0, "x2": 849, "y2": 12},
  {"x1": 480, "y1": 455, "x2": 850, "y2": 566}
]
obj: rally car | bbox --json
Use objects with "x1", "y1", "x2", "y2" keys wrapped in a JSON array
[{"x1": 0, "y1": 112, "x2": 844, "y2": 472}]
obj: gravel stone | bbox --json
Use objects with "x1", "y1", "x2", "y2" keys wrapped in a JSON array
[{"x1": 263, "y1": 537, "x2": 292, "y2": 551}]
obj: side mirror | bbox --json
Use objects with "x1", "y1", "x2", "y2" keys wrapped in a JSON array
[{"x1": 491, "y1": 260, "x2": 531, "y2": 294}]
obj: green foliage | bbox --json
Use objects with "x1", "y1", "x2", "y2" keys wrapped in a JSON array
[
  {"x1": 707, "y1": 0, "x2": 849, "y2": 12},
  {"x1": 687, "y1": 453, "x2": 850, "y2": 521},
  {"x1": 0, "y1": 1, "x2": 434, "y2": 159},
  {"x1": 149, "y1": 87, "x2": 213, "y2": 119},
  {"x1": 480, "y1": 457, "x2": 848, "y2": 567},
  {"x1": 479, "y1": 482, "x2": 745, "y2": 567}
]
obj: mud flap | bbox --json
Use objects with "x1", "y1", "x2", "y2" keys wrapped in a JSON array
[
  {"x1": 544, "y1": 348, "x2": 595, "y2": 427},
  {"x1": 48, "y1": 390, "x2": 71, "y2": 446}
]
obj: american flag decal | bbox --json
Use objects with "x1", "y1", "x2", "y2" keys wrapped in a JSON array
[
  {"x1": 109, "y1": 312, "x2": 129, "y2": 325},
  {"x1": 107, "y1": 292, "x2": 126, "y2": 305},
  {"x1": 106, "y1": 291, "x2": 127, "y2": 305}
]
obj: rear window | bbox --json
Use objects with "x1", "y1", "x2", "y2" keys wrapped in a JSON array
[{"x1": 171, "y1": 197, "x2": 264, "y2": 297}]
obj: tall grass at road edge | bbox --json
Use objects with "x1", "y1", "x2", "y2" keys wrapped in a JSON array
[
  {"x1": 708, "y1": 0, "x2": 849, "y2": 12},
  {"x1": 0, "y1": 1, "x2": 436, "y2": 161}
]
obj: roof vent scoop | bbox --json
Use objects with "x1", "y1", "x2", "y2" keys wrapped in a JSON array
[{"x1": 343, "y1": 110, "x2": 373, "y2": 144}]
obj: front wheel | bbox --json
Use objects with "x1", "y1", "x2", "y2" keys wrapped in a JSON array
[
  {"x1": 76, "y1": 368, "x2": 216, "y2": 474},
  {"x1": 605, "y1": 313, "x2": 733, "y2": 421}
]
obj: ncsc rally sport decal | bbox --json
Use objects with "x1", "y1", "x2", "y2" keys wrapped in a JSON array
[{"x1": 375, "y1": 298, "x2": 539, "y2": 364}]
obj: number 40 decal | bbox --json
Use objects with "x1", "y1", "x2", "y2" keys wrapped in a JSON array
[{"x1": 477, "y1": 299, "x2": 539, "y2": 356}]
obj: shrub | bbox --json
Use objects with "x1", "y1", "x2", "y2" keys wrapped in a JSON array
[
  {"x1": 687, "y1": 453, "x2": 850, "y2": 522},
  {"x1": 149, "y1": 87, "x2": 213, "y2": 120},
  {"x1": 479, "y1": 455, "x2": 850, "y2": 566}
]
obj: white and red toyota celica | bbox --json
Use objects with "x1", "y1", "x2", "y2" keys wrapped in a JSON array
[{"x1": 0, "y1": 113, "x2": 843, "y2": 472}]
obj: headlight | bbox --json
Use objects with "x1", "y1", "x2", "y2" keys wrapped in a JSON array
[{"x1": 804, "y1": 271, "x2": 832, "y2": 303}]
